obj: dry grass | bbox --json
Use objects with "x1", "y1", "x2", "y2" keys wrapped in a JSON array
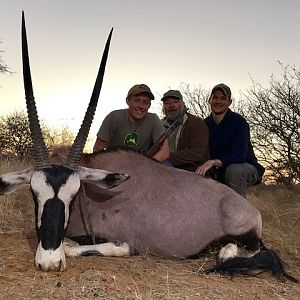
[
  {"x1": 248, "y1": 184, "x2": 300, "y2": 259},
  {"x1": 0, "y1": 160, "x2": 299, "y2": 299},
  {"x1": 0, "y1": 158, "x2": 34, "y2": 235}
]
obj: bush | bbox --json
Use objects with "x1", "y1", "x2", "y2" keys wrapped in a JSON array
[
  {"x1": 243, "y1": 63, "x2": 300, "y2": 184},
  {"x1": 0, "y1": 111, "x2": 75, "y2": 158}
]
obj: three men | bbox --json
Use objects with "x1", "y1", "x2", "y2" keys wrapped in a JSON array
[{"x1": 94, "y1": 82, "x2": 264, "y2": 197}]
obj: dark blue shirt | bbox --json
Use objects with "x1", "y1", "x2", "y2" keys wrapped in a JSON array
[{"x1": 205, "y1": 109, "x2": 261, "y2": 180}]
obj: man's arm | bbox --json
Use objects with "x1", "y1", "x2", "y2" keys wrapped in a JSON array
[
  {"x1": 93, "y1": 138, "x2": 107, "y2": 152},
  {"x1": 153, "y1": 139, "x2": 169, "y2": 162}
]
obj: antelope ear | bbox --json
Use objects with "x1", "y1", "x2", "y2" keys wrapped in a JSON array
[
  {"x1": 0, "y1": 168, "x2": 34, "y2": 194},
  {"x1": 83, "y1": 181, "x2": 122, "y2": 202},
  {"x1": 78, "y1": 166, "x2": 130, "y2": 189}
]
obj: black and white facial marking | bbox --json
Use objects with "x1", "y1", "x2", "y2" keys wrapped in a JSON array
[{"x1": 31, "y1": 165, "x2": 81, "y2": 271}]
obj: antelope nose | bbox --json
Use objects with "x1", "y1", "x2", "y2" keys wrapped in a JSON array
[{"x1": 38, "y1": 260, "x2": 64, "y2": 272}]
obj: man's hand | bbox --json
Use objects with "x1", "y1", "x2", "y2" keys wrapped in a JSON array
[
  {"x1": 93, "y1": 138, "x2": 107, "y2": 153},
  {"x1": 195, "y1": 159, "x2": 222, "y2": 176}
]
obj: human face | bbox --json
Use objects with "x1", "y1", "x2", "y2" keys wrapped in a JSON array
[
  {"x1": 163, "y1": 98, "x2": 184, "y2": 121},
  {"x1": 209, "y1": 90, "x2": 231, "y2": 115},
  {"x1": 126, "y1": 93, "x2": 151, "y2": 122}
]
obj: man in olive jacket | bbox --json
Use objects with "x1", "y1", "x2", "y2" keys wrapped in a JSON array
[{"x1": 161, "y1": 90, "x2": 209, "y2": 172}]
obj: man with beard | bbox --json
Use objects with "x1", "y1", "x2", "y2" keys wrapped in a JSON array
[
  {"x1": 161, "y1": 90, "x2": 209, "y2": 171},
  {"x1": 195, "y1": 83, "x2": 265, "y2": 197}
]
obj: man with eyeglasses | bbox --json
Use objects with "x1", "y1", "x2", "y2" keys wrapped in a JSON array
[
  {"x1": 195, "y1": 83, "x2": 265, "y2": 197},
  {"x1": 93, "y1": 84, "x2": 169, "y2": 162}
]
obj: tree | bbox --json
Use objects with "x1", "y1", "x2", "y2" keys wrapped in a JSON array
[
  {"x1": 0, "y1": 111, "x2": 75, "y2": 158},
  {"x1": 45, "y1": 125, "x2": 75, "y2": 150},
  {"x1": 0, "y1": 41, "x2": 10, "y2": 74},
  {"x1": 242, "y1": 63, "x2": 300, "y2": 185},
  {"x1": 0, "y1": 111, "x2": 33, "y2": 157},
  {"x1": 179, "y1": 83, "x2": 211, "y2": 118}
]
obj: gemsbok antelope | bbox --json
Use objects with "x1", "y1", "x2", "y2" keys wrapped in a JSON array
[{"x1": 0, "y1": 12, "x2": 297, "y2": 282}]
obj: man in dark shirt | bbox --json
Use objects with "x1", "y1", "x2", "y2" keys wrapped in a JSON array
[{"x1": 195, "y1": 83, "x2": 264, "y2": 196}]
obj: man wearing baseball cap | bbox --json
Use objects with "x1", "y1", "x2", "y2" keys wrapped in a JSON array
[
  {"x1": 93, "y1": 84, "x2": 169, "y2": 161},
  {"x1": 195, "y1": 83, "x2": 265, "y2": 197},
  {"x1": 161, "y1": 89, "x2": 209, "y2": 171}
]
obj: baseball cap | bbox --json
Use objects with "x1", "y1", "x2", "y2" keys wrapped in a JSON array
[
  {"x1": 127, "y1": 84, "x2": 154, "y2": 100},
  {"x1": 161, "y1": 90, "x2": 183, "y2": 101},
  {"x1": 211, "y1": 83, "x2": 231, "y2": 99}
]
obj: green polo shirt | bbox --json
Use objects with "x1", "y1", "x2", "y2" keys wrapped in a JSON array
[{"x1": 97, "y1": 109, "x2": 165, "y2": 152}]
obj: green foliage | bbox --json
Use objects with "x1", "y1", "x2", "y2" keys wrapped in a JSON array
[
  {"x1": 44, "y1": 126, "x2": 75, "y2": 150},
  {"x1": 0, "y1": 111, "x2": 32, "y2": 157},
  {"x1": 0, "y1": 111, "x2": 75, "y2": 158}
]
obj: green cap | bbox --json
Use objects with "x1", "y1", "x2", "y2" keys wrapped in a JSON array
[
  {"x1": 161, "y1": 90, "x2": 183, "y2": 101},
  {"x1": 127, "y1": 84, "x2": 154, "y2": 100}
]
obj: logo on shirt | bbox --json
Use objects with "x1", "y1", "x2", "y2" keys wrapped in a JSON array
[{"x1": 124, "y1": 132, "x2": 139, "y2": 147}]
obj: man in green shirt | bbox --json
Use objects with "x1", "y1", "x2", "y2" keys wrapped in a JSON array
[{"x1": 93, "y1": 84, "x2": 169, "y2": 162}]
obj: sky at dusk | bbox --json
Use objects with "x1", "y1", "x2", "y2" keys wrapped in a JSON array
[{"x1": 0, "y1": 0, "x2": 299, "y2": 141}]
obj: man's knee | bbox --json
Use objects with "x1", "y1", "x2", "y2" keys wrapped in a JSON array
[
  {"x1": 224, "y1": 163, "x2": 259, "y2": 196},
  {"x1": 225, "y1": 164, "x2": 245, "y2": 182}
]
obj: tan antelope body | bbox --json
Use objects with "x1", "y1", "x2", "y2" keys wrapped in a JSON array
[{"x1": 65, "y1": 149, "x2": 262, "y2": 258}]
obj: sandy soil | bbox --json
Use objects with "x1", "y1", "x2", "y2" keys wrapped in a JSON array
[{"x1": 0, "y1": 184, "x2": 299, "y2": 299}]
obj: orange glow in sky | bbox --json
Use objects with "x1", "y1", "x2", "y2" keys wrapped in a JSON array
[{"x1": 1, "y1": 1, "x2": 300, "y2": 144}]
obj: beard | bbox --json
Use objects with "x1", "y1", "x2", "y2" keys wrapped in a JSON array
[
  {"x1": 166, "y1": 111, "x2": 181, "y2": 123},
  {"x1": 165, "y1": 107, "x2": 186, "y2": 123}
]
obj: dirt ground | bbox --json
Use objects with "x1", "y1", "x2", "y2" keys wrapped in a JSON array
[{"x1": 0, "y1": 183, "x2": 299, "y2": 299}]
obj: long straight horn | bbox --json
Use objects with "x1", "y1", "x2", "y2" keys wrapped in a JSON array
[
  {"x1": 66, "y1": 28, "x2": 113, "y2": 170},
  {"x1": 22, "y1": 11, "x2": 50, "y2": 169}
]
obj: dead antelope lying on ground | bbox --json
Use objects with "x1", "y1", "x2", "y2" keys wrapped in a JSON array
[{"x1": 0, "y1": 13, "x2": 297, "y2": 282}]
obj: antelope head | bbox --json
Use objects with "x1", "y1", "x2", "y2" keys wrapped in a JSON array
[{"x1": 0, "y1": 12, "x2": 129, "y2": 272}]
